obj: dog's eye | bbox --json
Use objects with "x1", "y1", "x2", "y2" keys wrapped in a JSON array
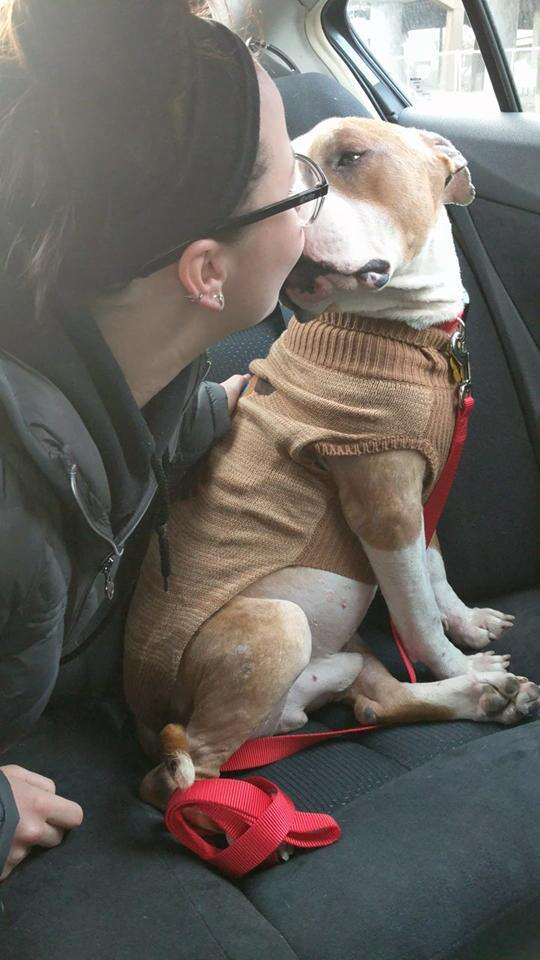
[{"x1": 336, "y1": 151, "x2": 366, "y2": 168}]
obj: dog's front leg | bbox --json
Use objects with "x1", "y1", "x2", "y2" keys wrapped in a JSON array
[
  {"x1": 427, "y1": 533, "x2": 515, "y2": 650},
  {"x1": 326, "y1": 450, "x2": 510, "y2": 680}
]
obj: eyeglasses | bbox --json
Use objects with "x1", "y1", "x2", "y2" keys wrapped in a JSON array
[{"x1": 135, "y1": 153, "x2": 328, "y2": 278}]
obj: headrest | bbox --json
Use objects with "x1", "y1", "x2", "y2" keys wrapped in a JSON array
[{"x1": 275, "y1": 72, "x2": 371, "y2": 140}]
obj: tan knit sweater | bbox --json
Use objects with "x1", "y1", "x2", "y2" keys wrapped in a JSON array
[{"x1": 124, "y1": 313, "x2": 458, "y2": 730}]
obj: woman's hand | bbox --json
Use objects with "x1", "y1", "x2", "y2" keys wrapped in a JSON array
[
  {"x1": 0, "y1": 765, "x2": 83, "y2": 882},
  {"x1": 220, "y1": 373, "x2": 251, "y2": 415}
]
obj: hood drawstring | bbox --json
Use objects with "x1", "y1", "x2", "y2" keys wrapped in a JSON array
[{"x1": 151, "y1": 452, "x2": 171, "y2": 592}]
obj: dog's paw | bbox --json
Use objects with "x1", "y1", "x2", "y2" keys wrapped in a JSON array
[
  {"x1": 466, "y1": 650, "x2": 511, "y2": 674},
  {"x1": 443, "y1": 607, "x2": 515, "y2": 650},
  {"x1": 473, "y1": 671, "x2": 540, "y2": 724}
]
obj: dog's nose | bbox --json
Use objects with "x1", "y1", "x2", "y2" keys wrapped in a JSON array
[
  {"x1": 358, "y1": 259, "x2": 390, "y2": 276},
  {"x1": 357, "y1": 259, "x2": 390, "y2": 290}
]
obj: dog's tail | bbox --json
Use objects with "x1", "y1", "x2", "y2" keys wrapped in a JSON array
[{"x1": 160, "y1": 723, "x2": 195, "y2": 790}]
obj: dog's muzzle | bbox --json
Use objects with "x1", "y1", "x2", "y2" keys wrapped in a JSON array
[{"x1": 283, "y1": 256, "x2": 391, "y2": 304}]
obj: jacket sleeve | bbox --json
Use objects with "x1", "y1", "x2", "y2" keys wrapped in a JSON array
[
  {"x1": 0, "y1": 769, "x2": 19, "y2": 877},
  {"x1": 0, "y1": 458, "x2": 67, "y2": 756},
  {"x1": 172, "y1": 380, "x2": 231, "y2": 469}
]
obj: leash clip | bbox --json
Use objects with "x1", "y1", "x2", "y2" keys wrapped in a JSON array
[{"x1": 449, "y1": 320, "x2": 472, "y2": 407}]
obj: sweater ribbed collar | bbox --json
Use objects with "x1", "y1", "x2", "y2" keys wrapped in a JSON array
[{"x1": 318, "y1": 311, "x2": 454, "y2": 351}]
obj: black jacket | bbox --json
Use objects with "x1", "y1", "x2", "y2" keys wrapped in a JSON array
[{"x1": 0, "y1": 302, "x2": 230, "y2": 871}]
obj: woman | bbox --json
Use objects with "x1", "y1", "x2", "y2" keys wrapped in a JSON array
[{"x1": 0, "y1": 0, "x2": 326, "y2": 882}]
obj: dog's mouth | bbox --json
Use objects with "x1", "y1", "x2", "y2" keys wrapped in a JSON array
[{"x1": 282, "y1": 256, "x2": 391, "y2": 311}]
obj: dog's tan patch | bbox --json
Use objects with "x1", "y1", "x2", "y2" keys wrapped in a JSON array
[
  {"x1": 366, "y1": 696, "x2": 455, "y2": 725},
  {"x1": 308, "y1": 119, "x2": 445, "y2": 260},
  {"x1": 428, "y1": 531, "x2": 442, "y2": 555},
  {"x1": 327, "y1": 449, "x2": 425, "y2": 550},
  {"x1": 160, "y1": 722, "x2": 190, "y2": 757},
  {"x1": 173, "y1": 596, "x2": 312, "y2": 780}
]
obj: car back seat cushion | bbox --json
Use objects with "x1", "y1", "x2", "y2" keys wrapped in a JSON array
[
  {"x1": 0, "y1": 701, "x2": 299, "y2": 960},
  {"x1": 437, "y1": 259, "x2": 540, "y2": 602},
  {"x1": 242, "y1": 721, "x2": 540, "y2": 960}
]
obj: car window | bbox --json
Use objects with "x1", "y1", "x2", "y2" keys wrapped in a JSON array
[
  {"x1": 347, "y1": 0, "x2": 540, "y2": 114},
  {"x1": 488, "y1": 0, "x2": 540, "y2": 112}
]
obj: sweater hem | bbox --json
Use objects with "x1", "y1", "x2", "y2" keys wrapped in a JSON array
[{"x1": 312, "y1": 435, "x2": 438, "y2": 494}]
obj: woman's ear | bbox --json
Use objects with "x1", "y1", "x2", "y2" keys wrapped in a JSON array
[
  {"x1": 177, "y1": 239, "x2": 228, "y2": 311},
  {"x1": 420, "y1": 129, "x2": 476, "y2": 206}
]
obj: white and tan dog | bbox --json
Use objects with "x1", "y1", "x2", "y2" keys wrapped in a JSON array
[{"x1": 125, "y1": 119, "x2": 539, "y2": 810}]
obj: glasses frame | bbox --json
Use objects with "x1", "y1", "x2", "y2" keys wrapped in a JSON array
[{"x1": 135, "y1": 152, "x2": 328, "y2": 278}]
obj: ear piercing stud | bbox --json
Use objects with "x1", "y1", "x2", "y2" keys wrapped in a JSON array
[{"x1": 185, "y1": 291, "x2": 225, "y2": 309}]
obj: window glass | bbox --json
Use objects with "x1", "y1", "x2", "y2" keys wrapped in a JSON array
[
  {"x1": 347, "y1": 0, "x2": 531, "y2": 113},
  {"x1": 487, "y1": 0, "x2": 540, "y2": 112}
]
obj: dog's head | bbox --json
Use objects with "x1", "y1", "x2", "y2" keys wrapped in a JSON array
[{"x1": 283, "y1": 117, "x2": 475, "y2": 314}]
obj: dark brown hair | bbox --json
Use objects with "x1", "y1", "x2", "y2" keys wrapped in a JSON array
[{"x1": 0, "y1": 1, "x2": 265, "y2": 324}]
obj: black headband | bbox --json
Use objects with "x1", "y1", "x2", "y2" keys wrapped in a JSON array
[
  {"x1": 117, "y1": 17, "x2": 261, "y2": 282},
  {"x1": 3, "y1": 9, "x2": 261, "y2": 290}
]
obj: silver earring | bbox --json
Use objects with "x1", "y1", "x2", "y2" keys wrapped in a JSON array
[
  {"x1": 185, "y1": 292, "x2": 203, "y2": 303},
  {"x1": 213, "y1": 291, "x2": 225, "y2": 309}
]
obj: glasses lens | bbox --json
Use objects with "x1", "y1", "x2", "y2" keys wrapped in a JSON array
[{"x1": 293, "y1": 155, "x2": 322, "y2": 226}]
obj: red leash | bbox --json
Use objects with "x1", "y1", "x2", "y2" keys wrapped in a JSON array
[{"x1": 166, "y1": 322, "x2": 474, "y2": 879}]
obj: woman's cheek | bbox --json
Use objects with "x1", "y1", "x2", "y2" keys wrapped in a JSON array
[{"x1": 278, "y1": 211, "x2": 304, "y2": 274}]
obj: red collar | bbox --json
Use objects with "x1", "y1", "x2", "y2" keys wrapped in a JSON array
[{"x1": 436, "y1": 310, "x2": 464, "y2": 337}]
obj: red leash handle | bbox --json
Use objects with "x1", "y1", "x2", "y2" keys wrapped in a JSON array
[
  {"x1": 165, "y1": 394, "x2": 475, "y2": 878},
  {"x1": 165, "y1": 777, "x2": 340, "y2": 879}
]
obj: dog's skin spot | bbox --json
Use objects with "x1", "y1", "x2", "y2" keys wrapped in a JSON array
[
  {"x1": 312, "y1": 674, "x2": 317, "y2": 682},
  {"x1": 235, "y1": 643, "x2": 248, "y2": 654}
]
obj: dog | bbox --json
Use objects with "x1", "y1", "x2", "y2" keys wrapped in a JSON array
[{"x1": 124, "y1": 118, "x2": 539, "y2": 811}]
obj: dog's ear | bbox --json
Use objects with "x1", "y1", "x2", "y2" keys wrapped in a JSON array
[{"x1": 420, "y1": 130, "x2": 476, "y2": 206}]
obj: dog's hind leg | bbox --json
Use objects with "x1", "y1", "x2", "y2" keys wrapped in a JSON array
[
  {"x1": 139, "y1": 596, "x2": 312, "y2": 813},
  {"x1": 277, "y1": 650, "x2": 365, "y2": 731},
  {"x1": 343, "y1": 638, "x2": 539, "y2": 726},
  {"x1": 427, "y1": 532, "x2": 515, "y2": 650}
]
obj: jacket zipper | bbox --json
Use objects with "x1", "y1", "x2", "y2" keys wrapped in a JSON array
[
  {"x1": 65, "y1": 354, "x2": 206, "y2": 632},
  {"x1": 69, "y1": 464, "x2": 155, "y2": 602},
  {"x1": 101, "y1": 555, "x2": 116, "y2": 601}
]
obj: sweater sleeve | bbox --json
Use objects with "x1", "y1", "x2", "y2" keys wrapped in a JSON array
[{"x1": 0, "y1": 769, "x2": 19, "y2": 877}]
